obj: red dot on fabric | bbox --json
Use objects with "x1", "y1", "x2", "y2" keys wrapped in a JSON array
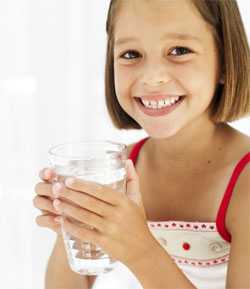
[{"x1": 182, "y1": 242, "x2": 191, "y2": 250}]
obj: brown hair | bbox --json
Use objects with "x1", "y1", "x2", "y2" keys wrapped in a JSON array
[{"x1": 105, "y1": 0, "x2": 250, "y2": 129}]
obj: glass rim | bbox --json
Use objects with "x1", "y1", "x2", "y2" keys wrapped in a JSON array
[{"x1": 48, "y1": 140, "x2": 127, "y2": 159}]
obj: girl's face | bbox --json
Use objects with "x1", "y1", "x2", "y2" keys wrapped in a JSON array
[{"x1": 113, "y1": 0, "x2": 222, "y2": 138}]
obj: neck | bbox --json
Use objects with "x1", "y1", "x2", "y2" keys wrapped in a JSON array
[{"x1": 147, "y1": 117, "x2": 228, "y2": 173}]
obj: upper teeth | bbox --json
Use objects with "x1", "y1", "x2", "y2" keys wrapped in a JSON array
[{"x1": 141, "y1": 96, "x2": 180, "y2": 109}]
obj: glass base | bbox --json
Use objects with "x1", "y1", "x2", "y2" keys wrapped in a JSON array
[{"x1": 69, "y1": 257, "x2": 117, "y2": 275}]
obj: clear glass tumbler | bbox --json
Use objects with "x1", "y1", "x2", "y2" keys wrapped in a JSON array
[{"x1": 48, "y1": 140, "x2": 127, "y2": 275}]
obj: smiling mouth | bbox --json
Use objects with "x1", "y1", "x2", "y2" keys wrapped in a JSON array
[
  {"x1": 134, "y1": 95, "x2": 186, "y2": 117},
  {"x1": 135, "y1": 95, "x2": 185, "y2": 108}
]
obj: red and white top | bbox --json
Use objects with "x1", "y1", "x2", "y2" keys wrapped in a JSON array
[
  {"x1": 128, "y1": 136, "x2": 250, "y2": 289},
  {"x1": 93, "y1": 137, "x2": 250, "y2": 289}
]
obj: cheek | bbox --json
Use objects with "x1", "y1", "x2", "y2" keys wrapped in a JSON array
[
  {"x1": 176, "y1": 61, "x2": 217, "y2": 100},
  {"x1": 114, "y1": 65, "x2": 135, "y2": 101}
]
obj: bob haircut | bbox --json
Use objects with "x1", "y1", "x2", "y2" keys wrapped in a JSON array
[{"x1": 105, "y1": 0, "x2": 250, "y2": 129}]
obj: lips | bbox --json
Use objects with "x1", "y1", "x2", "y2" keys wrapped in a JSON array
[{"x1": 135, "y1": 95, "x2": 185, "y2": 117}]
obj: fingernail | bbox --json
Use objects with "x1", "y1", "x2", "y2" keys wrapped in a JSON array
[
  {"x1": 52, "y1": 182, "x2": 63, "y2": 196},
  {"x1": 44, "y1": 168, "x2": 51, "y2": 179},
  {"x1": 53, "y1": 199, "x2": 61, "y2": 211}
]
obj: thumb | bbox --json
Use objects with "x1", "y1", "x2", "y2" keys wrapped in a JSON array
[{"x1": 125, "y1": 159, "x2": 143, "y2": 207}]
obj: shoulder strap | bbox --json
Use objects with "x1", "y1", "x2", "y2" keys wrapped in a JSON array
[
  {"x1": 216, "y1": 152, "x2": 250, "y2": 242},
  {"x1": 128, "y1": 137, "x2": 149, "y2": 165}
]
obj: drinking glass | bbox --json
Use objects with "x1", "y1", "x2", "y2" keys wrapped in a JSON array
[{"x1": 48, "y1": 140, "x2": 127, "y2": 275}]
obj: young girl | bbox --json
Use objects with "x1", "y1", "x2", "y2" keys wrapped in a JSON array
[{"x1": 34, "y1": 0, "x2": 250, "y2": 288}]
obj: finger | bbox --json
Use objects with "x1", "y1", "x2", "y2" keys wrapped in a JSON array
[
  {"x1": 64, "y1": 177, "x2": 123, "y2": 206},
  {"x1": 58, "y1": 216, "x2": 104, "y2": 246},
  {"x1": 35, "y1": 214, "x2": 62, "y2": 234},
  {"x1": 41, "y1": 209, "x2": 51, "y2": 215},
  {"x1": 35, "y1": 182, "x2": 55, "y2": 198},
  {"x1": 33, "y1": 196, "x2": 61, "y2": 215},
  {"x1": 39, "y1": 168, "x2": 68, "y2": 184},
  {"x1": 52, "y1": 182, "x2": 115, "y2": 217},
  {"x1": 52, "y1": 199, "x2": 107, "y2": 232},
  {"x1": 39, "y1": 168, "x2": 57, "y2": 182}
]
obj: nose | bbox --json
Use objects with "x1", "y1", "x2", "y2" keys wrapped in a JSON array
[{"x1": 140, "y1": 63, "x2": 172, "y2": 87}]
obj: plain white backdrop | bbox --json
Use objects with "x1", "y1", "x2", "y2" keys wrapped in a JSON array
[{"x1": 0, "y1": 1, "x2": 249, "y2": 289}]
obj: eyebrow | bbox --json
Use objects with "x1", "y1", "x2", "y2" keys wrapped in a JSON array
[{"x1": 115, "y1": 33, "x2": 202, "y2": 46}]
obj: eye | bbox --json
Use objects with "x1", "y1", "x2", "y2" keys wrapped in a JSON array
[
  {"x1": 119, "y1": 50, "x2": 141, "y2": 60},
  {"x1": 169, "y1": 46, "x2": 193, "y2": 56},
  {"x1": 118, "y1": 47, "x2": 193, "y2": 61}
]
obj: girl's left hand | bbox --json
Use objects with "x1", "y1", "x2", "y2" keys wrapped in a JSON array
[{"x1": 52, "y1": 159, "x2": 157, "y2": 267}]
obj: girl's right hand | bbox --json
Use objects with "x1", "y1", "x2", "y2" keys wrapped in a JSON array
[{"x1": 33, "y1": 168, "x2": 62, "y2": 235}]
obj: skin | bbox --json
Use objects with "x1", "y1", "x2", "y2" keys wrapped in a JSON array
[
  {"x1": 35, "y1": 163, "x2": 157, "y2": 266},
  {"x1": 34, "y1": 0, "x2": 229, "y2": 260},
  {"x1": 34, "y1": 0, "x2": 227, "y2": 233},
  {"x1": 34, "y1": 0, "x2": 249, "y2": 288},
  {"x1": 113, "y1": 0, "x2": 228, "y2": 174},
  {"x1": 33, "y1": 1, "x2": 250, "y2": 287}
]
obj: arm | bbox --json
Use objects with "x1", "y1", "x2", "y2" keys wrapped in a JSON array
[
  {"x1": 128, "y1": 240, "x2": 197, "y2": 289},
  {"x1": 123, "y1": 145, "x2": 196, "y2": 288},
  {"x1": 45, "y1": 234, "x2": 97, "y2": 289}
]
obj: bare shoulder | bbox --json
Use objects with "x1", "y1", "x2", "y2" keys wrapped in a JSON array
[
  {"x1": 227, "y1": 160, "x2": 250, "y2": 229},
  {"x1": 228, "y1": 125, "x2": 250, "y2": 150},
  {"x1": 225, "y1": 158, "x2": 250, "y2": 287},
  {"x1": 226, "y1": 130, "x2": 250, "y2": 233},
  {"x1": 223, "y1": 125, "x2": 250, "y2": 166},
  {"x1": 223, "y1": 128, "x2": 250, "y2": 287}
]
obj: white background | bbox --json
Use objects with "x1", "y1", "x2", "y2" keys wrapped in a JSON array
[{"x1": 0, "y1": 1, "x2": 249, "y2": 289}]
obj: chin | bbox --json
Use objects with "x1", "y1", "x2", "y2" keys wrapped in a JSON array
[{"x1": 143, "y1": 123, "x2": 181, "y2": 139}]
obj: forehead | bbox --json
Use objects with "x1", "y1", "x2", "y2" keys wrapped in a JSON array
[{"x1": 114, "y1": 0, "x2": 212, "y2": 44}]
